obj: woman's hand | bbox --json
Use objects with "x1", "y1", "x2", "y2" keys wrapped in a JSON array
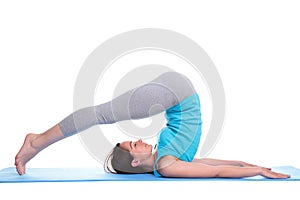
[
  {"x1": 233, "y1": 161, "x2": 290, "y2": 179},
  {"x1": 260, "y1": 168, "x2": 290, "y2": 179}
]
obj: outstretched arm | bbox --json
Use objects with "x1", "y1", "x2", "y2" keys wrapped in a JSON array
[
  {"x1": 193, "y1": 158, "x2": 271, "y2": 170},
  {"x1": 193, "y1": 158, "x2": 244, "y2": 166},
  {"x1": 157, "y1": 156, "x2": 290, "y2": 179}
]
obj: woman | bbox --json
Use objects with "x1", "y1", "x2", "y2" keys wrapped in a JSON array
[{"x1": 15, "y1": 71, "x2": 290, "y2": 178}]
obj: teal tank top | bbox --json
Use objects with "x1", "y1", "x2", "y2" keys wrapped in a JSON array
[{"x1": 154, "y1": 93, "x2": 202, "y2": 177}]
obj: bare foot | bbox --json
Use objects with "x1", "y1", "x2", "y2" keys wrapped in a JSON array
[{"x1": 15, "y1": 133, "x2": 41, "y2": 175}]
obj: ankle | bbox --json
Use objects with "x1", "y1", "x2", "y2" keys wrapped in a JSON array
[{"x1": 29, "y1": 133, "x2": 43, "y2": 150}]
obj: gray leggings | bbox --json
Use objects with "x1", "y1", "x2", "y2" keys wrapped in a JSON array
[{"x1": 58, "y1": 72, "x2": 196, "y2": 137}]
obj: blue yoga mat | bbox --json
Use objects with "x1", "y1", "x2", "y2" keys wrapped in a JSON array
[{"x1": 0, "y1": 166, "x2": 299, "y2": 183}]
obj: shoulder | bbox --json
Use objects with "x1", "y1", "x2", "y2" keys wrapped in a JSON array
[{"x1": 155, "y1": 155, "x2": 180, "y2": 177}]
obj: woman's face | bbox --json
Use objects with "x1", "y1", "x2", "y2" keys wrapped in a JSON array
[{"x1": 119, "y1": 139, "x2": 153, "y2": 160}]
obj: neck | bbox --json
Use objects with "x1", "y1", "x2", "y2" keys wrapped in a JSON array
[{"x1": 140, "y1": 151, "x2": 157, "y2": 172}]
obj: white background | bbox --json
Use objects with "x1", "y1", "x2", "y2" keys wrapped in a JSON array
[{"x1": 0, "y1": 0, "x2": 299, "y2": 199}]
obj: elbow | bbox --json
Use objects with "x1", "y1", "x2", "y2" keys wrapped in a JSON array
[
  {"x1": 205, "y1": 166, "x2": 220, "y2": 178},
  {"x1": 213, "y1": 166, "x2": 223, "y2": 178}
]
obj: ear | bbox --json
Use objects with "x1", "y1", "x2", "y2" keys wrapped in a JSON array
[{"x1": 131, "y1": 159, "x2": 141, "y2": 167}]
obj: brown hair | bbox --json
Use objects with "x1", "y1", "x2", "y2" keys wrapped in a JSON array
[{"x1": 104, "y1": 143, "x2": 153, "y2": 174}]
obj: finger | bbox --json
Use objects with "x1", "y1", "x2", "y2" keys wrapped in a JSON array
[
  {"x1": 273, "y1": 171, "x2": 290, "y2": 178},
  {"x1": 269, "y1": 171, "x2": 290, "y2": 178}
]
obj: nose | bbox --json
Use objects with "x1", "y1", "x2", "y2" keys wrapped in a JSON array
[{"x1": 138, "y1": 139, "x2": 143, "y2": 143}]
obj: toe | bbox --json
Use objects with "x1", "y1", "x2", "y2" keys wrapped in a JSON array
[{"x1": 15, "y1": 163, "x2": 25, "y2": 175}]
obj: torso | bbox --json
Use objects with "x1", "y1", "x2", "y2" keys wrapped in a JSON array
[{"x1": 154, "y1": 93, "x2": 202, "y2": 176}]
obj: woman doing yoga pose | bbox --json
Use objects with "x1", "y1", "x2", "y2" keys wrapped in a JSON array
[{"x1": 15, "y1": 71, "x2": 290, "y2": 178}]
